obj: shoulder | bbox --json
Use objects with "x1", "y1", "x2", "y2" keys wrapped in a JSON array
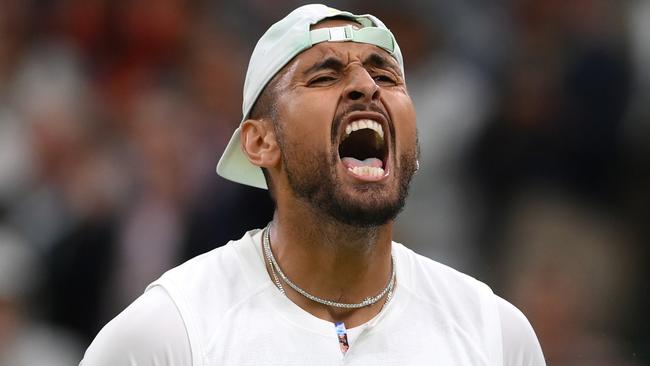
[
  {"x1": 156, "y1": 233, "x2": 251, "y2": 288},
  {"x1": 393, "y1": 243, "x2": 546, "y2": 365},
  {"x1": 496, "y1": 296, "x2": 546, "y2": 366},
  {"x1": 152, "y1": 229, "x2": 266, "y2": 316},
  {"x1": 393, "y1": 243, "x2": 499, "y2": 341},
  {"x1": 144, "y1": 230, "x2": 268, "y2": 364},
  {"x1": 82, "y1": 230, "x2": 267, "y2": 366},
  {"x1": 81, "y1": 286, "x2": 191, "y2": 366},
  {"x1": 393, "y1": 243, "x2": 494, "y2": 306}
]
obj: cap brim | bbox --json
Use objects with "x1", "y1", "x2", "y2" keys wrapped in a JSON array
[{"x1": 216, "y1": 127, "x2": 268, "y2": 189}]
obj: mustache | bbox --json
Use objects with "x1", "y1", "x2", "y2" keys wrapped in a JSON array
[{"x1": 330, "y1": 103, "x2": 389, "y2": 144}]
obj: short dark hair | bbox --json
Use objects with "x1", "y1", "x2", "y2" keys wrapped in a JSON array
[{"x1": 249, "y1": 72, "x2": 281, "y2": 121}]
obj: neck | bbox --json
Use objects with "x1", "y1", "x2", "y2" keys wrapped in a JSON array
[{"x1": 266, "y1": 199, "x2": 394, "y2": 326}]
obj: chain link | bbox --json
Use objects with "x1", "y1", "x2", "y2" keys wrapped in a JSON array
[{"x1": 263, "y1": 225, "x2": 395, "y2": 309}]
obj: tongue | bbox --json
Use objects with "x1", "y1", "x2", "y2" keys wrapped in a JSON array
[{"x1": 341, "y1": 157, "x2": 383, "y2": 169}]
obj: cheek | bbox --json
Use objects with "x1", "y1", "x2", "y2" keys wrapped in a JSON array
[
  {"x1": 383, "y1": 93, "x2": 417, "y2": 151},
  {"x1": 277, "y1": 89, "x2": 339, "y2": 145}
]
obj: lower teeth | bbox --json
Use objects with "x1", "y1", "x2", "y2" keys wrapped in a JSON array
[{"x1": 349, "y1": 166, "x2": 385, "y2": 177}]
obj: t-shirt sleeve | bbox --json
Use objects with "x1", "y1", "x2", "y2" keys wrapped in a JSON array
[
  {"x1": 496, "y1": 295, "x2": 546, "y2": 366},
  {"x1": 80, "y1": 286, "x2": 192, "y2": 366}
]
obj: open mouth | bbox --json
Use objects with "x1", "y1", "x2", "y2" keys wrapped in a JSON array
[{"x1": 338, "y1": 118, "x2": 388, "y2": 179}]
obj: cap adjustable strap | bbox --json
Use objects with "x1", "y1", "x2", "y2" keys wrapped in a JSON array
[{"x1": 310, "y1": 25, "x2": 395, "y2": 54}]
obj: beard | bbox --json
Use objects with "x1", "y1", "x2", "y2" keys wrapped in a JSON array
[{"x1": 277, "y1": 122, "x2": 418, "y2": 228}]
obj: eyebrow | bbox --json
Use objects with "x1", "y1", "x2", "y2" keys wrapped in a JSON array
[
  {"x1": 302, "y1": 57, "x2": 345, "y2": 76},
  {"x1": 301, "y1": 52, "x2": 401, "y2": 77},
  {"x1": 363, "y1": 52, "x2": 401, "y2": 75}
]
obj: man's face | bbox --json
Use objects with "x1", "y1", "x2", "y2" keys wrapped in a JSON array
[{"x1": 272, "y1": 20, "x2": 418, "y2": 227}]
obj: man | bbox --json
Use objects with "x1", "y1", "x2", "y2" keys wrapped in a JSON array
[{"x1": 81, "y1": 4, "x2": 545, "y2": 365}]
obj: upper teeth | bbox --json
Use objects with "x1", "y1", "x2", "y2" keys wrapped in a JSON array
[{"x1": 345, "y1": 119, "x2": 384, "y2": 139}]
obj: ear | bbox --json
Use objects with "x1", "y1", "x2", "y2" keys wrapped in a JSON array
[{"x1": 241, "y1": 119, "x2": 281, "y2": 168}]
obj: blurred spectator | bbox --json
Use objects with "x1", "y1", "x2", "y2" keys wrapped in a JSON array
[
  {"x1": 0, "y1": 226, "x2": 82, "y2": 365},
  {"x1": 624, "y1": 0, "x2": 650, "y2": 358},
  {"x1": 105, "y1": 85, "x2": 195, "y2": 315},
  {"x1": 7, "y1": 42, "x2": 128, "y2": 343},
  {"x1": 468, "y1": 0, "x2": 631, "y2": 269},
  {"x1": 0, "y1": 107, "x2": 32, "y2": 213},
  {"x1": 0, "y1": 0, "x2": 29, "y2": 94},
  {"x1": 498, "y1": 189, "x2": 640, "y2": 366}
]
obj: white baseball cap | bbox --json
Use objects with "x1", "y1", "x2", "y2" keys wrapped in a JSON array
[{"x1": 216, "y1": 4, "x2": 404, "y2": 189}]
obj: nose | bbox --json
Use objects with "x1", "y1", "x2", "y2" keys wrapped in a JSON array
[{"x1": 343, "y1": 67, "x2": 380, "y2": 102}]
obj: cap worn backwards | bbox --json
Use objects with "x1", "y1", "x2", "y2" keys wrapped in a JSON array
[{"x1": 216, "y1": 4, "x2": 404, "y2": 189}]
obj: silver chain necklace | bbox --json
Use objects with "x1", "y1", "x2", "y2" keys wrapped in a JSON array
[{"x1": 263, "y1": 224, "x2": 395, "y2": 309}]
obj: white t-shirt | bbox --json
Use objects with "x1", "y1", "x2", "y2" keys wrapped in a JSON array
[{"x1": 81, "y1": 229, "x2": 545, "y2": 366}]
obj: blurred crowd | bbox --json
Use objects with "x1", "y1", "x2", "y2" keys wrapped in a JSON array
[{"x1": 0, "y1": 0, "x2": 647, "y2": 364}]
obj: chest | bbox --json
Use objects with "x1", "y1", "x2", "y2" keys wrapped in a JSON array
[{"x1": 201, "y1": 303, "x2": 494, "y2": 366}]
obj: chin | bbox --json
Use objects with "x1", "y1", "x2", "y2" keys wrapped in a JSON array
[
  {"x1": 283, "y1": 142, "x2": 417, "y2": 228},
  {"x1": 325, "y1": 186, "x2": 407, "y2": 228}
]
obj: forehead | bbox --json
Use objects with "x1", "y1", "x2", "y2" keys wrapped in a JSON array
[{"x1": 301, "y1": 42, "x2": 397, "y2": 68}]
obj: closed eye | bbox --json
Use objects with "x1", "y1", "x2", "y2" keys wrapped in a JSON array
[
  {"x1": 308, "y1": 75, "x2": 337, "y2": 86},
  {"x1": 373, "y1": 74, "x2": 396, "y2": 85}
]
